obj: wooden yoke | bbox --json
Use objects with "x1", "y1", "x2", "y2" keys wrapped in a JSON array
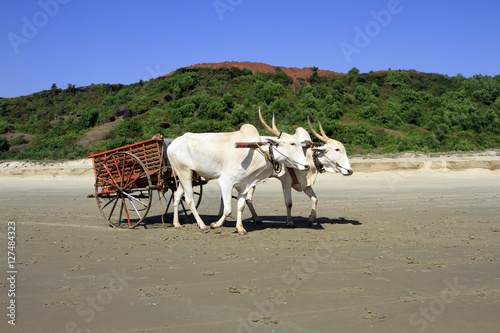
[
  {"x1": 234, "y1": 142, "x2": 267, "y2": 149},
  {"x1": 301, "y1": 140, "x2": 324, "y2": 148},
  {"x1": 234, "y1": 141, "x2": 274, "y2": 164}
]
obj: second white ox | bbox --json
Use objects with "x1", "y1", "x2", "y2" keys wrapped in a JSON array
[
  {"x1": 167, "y1": 108, "x2": 310, "y2": 235},
  {"x1": 243, "y1": 117, "x2": 353, "y2": 227}
]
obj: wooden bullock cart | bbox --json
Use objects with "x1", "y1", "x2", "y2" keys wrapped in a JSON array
[{"x1": 88, "y1": 134, "x2": 206, "y2": 228}]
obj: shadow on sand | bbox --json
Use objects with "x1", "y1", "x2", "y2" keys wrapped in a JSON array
[{"x1": 141, "y1": 212, "x2": 361, "y2": 233}]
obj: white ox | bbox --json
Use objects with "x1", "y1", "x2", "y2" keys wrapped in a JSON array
[
  {"x1": 244, "y1": 117, "x2": 353, "y2": 227},
  {"x1": 167, "y1": 108, "x2": 310, "y2": 235}
]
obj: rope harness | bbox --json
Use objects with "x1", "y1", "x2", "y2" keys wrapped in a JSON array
[
  {"x1": 252, "y1": 135, "x2": 311, "y2": 174},
  {"x1": 313, "y1": 151, "x2": 351, "y2": 174},
  {"x1": 269, "y1": 142, "x2": 311, "y2": 172},
  {"x1": 254, "y1": 143, "x2": 280, "y2": 172},
  {"x1": 313, "y1": 151, "x2": 326, "y2": 174}
]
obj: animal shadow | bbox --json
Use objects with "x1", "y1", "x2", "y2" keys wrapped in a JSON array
[
  {"x1": 141, "y1": 213, "x2": 361, "y2": 232},
  {"x1": 239, "y1": 215, "x2": 362, "y2": 232}
]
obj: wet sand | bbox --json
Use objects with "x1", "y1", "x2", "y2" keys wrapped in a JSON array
[{"x1": 1, "y1": 155, "x2": 499, "y2": 333}]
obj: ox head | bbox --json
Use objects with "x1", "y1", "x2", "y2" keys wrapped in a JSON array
[
  {"x1": 307, "y1": 117, "x2": 353, "y2": 176},
  {"x1": 259, "y1": 107, "x2": 310, "y2": 171}
]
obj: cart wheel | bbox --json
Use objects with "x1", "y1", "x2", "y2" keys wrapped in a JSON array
[
  {"x1": 165, "y1": 180, "x2": 204, "y2": 217},
  {"x1": 95, "y1": 152, "x2": 153, "y2": 228}
]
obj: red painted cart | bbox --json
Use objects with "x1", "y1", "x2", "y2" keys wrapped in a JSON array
[{"x1": 88, "y1": 134, "x2": 206, "y2": 228}]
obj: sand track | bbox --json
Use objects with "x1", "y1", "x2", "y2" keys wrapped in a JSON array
[{"x1": 1, "y1": 153, "x2": 499, "y2": 332}]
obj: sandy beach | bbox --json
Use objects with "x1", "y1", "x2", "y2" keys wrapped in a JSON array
[{"x1": 1, "y1": 152, "x2": 499, "y2": 333}]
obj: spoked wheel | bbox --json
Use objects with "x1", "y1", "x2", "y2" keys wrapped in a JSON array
[
  {"x1": 95, "y1": 152, "x2": 153, "y2": 228},
  {"x1": 165, "y1": 180, "x2": 204, "y2": 218}
]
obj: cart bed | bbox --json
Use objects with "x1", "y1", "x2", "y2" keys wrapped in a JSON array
[{"x1": 88, "y1": 134, "x2": 168, "y2": 188}]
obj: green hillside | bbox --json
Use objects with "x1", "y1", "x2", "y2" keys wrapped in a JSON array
[{"x1": 1, "y1": 65, "x2": 500, "y2": 160}]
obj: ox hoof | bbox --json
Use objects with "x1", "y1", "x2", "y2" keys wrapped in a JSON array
[
  {"x1": 286, "y1": 223, "x2": 296, "y2": 228},
  {"x1": 200, "y1": 228, "x2": 210, "y2": 234},
  {"x1": 254, "y1": 219, "x2": 263, "y2": 225},
  {"x1": 173, "y1": 225, "x2": 182, "y2": 230},
  {"x1": 237, "y1": 229, "x2": 248, "y2": 235},
  {"x1": 210, "y1": 223, "x2": 220, "y2": 229}
]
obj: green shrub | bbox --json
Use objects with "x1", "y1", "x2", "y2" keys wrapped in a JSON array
[
  {"x1": 158, "y1": 72, "x2": 199, "y2": 96},
  {"x1": 222, "y1": 93, "x2": 235, "y2": 108},
  {"x1": 255, "y1": 81, "x2": 284, "y2": 105},
  {"x1": 0, "y1": 119, "x2": 11, "y2": 134},
  {"x1": 76, "y1": 107, "x2": 99, "y2": 129},
  {"x1": 324, "y1": 103, "x2": 343, "y2": 119},
  {"x1": 348, "y1": 67, "x2": 360, "y2": 75},
  {"x1": 111, "y1": 118, "x2": 142, "y2": 138},
  {"x1": 354, "y1": 85, "x2": 377, "y2": 105},
  {"x1": 386, "y1": 72, "x2": 410, "y2": 87},
  {"x1": 455, "y1": 139, "x2": 474, "y2": 151},
  {"x1": 91, "y1": 137, "x2": 135, "y2": 154},
  {"x1": 0, "y1": 137, "x2": 8, "y2": 151},
  {"x1": 274, "y1": 67, "x2": 293, "y2": 86},
  {"x1": 362, "y1": 103, "x2": 378, "y2": 118},
  {"x1": 269, "y1": 98, "x2": 290, "y2": 116},
  {"x1": 229, "y1": 104, "x2": 248, "y2": 126},
  {"x1": 301, "y1": 92, "x2": 317, "y2": 109}
]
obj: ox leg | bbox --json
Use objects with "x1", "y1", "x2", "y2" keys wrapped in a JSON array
[
  {"x1": 245, "y1": 187, "x2": 262, "y2": 225},
  {"x1": 281, "y1": 178, "x2": 295, "y2": 228},
  {"x1": 210, "y1": 179, "x2": 232, "y2": 230},
  {"x1": 217, "y1": 196, "x2": 224, "y2": 219},
  {"x1": 178, "y1": 174, "x2": 209, "y2": 233},
  {"x1": 235, "y1": 192, "x2": 248, "y2": 235},
  {"x1": 172, "y1": 185, "x2": 184, "y2": 229},
  {"x1": 304, "y1": 186, "x2": 318, "y2": 226}
]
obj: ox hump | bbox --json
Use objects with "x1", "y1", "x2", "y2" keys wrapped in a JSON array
[
  {"x1": 295, "y1": 127, "x2": 312, "y2": 142},
  {"x1": 239, "y1": 124, "x2": 260, "y2": 137}
]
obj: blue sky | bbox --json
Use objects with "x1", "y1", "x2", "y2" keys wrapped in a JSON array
[{"x1": 1, "y1": 0, "x2": 499, "y2": 98}]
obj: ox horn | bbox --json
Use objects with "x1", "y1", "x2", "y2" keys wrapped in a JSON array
[
  {"x1": 259, "y1": 107, "x2": 280, "y2": 137},
  {"x1": 272, "y1": 113, "x2": 278, "y2": 131},
  {"x1": 307, "y1": 116, "x2": 329, "y2": 143},
  {"x1": 318, "y1": 120, "x2": 330, "y2": 140}
]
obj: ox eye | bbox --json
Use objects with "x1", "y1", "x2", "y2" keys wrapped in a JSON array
[
  {"x1": 335, "y1": 148, "x2": 340, "y2": 152},
  {"x1": 290, "y1": 143, "x2": 296, "y2": 146}
]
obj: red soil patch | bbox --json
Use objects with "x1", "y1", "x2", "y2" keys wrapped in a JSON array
[{"x1": 165, "y1": 61, "x2": 345, "y2": 88}]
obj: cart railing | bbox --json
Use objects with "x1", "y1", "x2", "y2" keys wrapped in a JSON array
[{"x1": 88, "y1": 134, "x2": 165, "y2": 188}]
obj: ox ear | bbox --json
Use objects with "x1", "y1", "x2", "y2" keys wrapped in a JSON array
[
  {"x1": 312, "y1": 146, "x2": 327, "y2": 153},
  {"x1": 265, "y1": 137, "x2": 279, "y2": 146},
  {"x1": 301, "y1": 140, "x2": 314, "y2": 148}
]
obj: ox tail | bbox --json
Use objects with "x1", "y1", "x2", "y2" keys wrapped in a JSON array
[{"x1": 170, "y1": 167, "x2": 181, "y2": 192}]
